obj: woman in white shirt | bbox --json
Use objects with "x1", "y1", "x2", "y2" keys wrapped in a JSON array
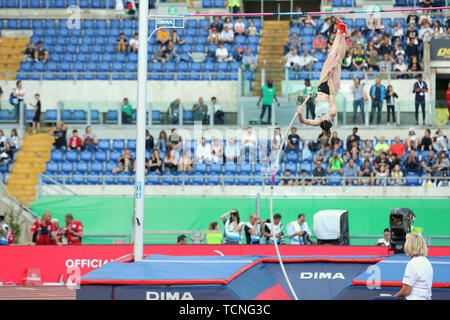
[
  {"x1": 221, "y1": 209, "x2": 244, "y2": 244},
  {"x1": 395, "y1": 233, "x2": 433, "y2": 300},
  {"x1": 393, "y1": 21, "x2": 404, "y2": 38},
  {"x1": 233, "y1": 17, "x2": 245, "y2": 35},
  {"x1": 223, "y1": 17, "x2": 233, "y2": 31},
  {"x1": 9, "y1": 129, "x2": 21, "y2": 151},
  {"x1": 432, "y1": 20, "x2": 444, "y2": 39}
]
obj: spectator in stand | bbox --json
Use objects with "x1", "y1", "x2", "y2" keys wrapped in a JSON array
[
  {"x1": 344, "y1": 158, "x2": 359, "y2": 185},
  {"x1": 312, "y1": 33, "x2": 327, "y2": 54},
  {"x1": 263, "y1": 213, "x2": 284, "y2": 245},
  {"x1": 394, "y1": 43, "x2": 406, "y2": 61},
  {"x1": 352, "y1": 44, "x2": 366, "y2": 71},
  {"x1": 376, "y1": 228, "x2": 391, "y2": 246},
  {"x1": 418, "y1": 10, "x2": 432, "y2": 26},
  {"x1": 225, "y1": 138, "x2": 238, "y2": 163},
  {"x1": 241, "y1": 48, "x2": 257, "y2": 72},
  {"x1": 385, "y1": 85, "x2": 398, "y2": 125},
  {"x1": 346, "y1": 127, "x2": 361, "y2": 151},
  {"x1": 221, "y1": 209, "x2": 245, "y2": 244},
  {"x1": 116, "y1": 32, "x2": 128, "y2": 52},
  {"x1": 63, "y1": 214, "x2": 83, "y2": 245},
  {"x1": 377, "y1": 54, "x2": 395, "y2": 73},
  {"x1": 163, "y1": 148, "x2": 178, "y2": 173},
  {"x1": 244, "y1": 214, "x2": 262, "y2": 245},
  {"x1": 145, "y1": 129, "x2": 154, "y2": 151},
  {"x1": 49, "y1": 122, "x2": 68, "y2": 150},
  {"x1": 413, "y1": 74, "x2": 428, "y2": 125},
  {"x1": 219, "y1": 25, "x2": 234, "y2": 43},
  {"x1": 192, "y1": 97, "x2": 209, "y2": 124},
  {"x1": 246, "y1": 21, "x2": 259, "y2": 36},
  {"x1": 419, "y1": 129, "x2": 433, "y2": 151},
  {"x1": 170, "y1": 30, "x2": 185, "y2": 45},
  {"x1": 393, "y1": 22, "x2": 404, "y2": 40},
  {"x1": 351, "y1": 74, "x2": 367, "y2": 124},
  {"x1": 405, "y1": 150, "x2": 420, "y2": 174},
  {"x1": 23, "y1": 42, "x2": 35, "y2": 62},
  {"x1": 393, "y1": 57, "x2": 408, "y2": 79},
  {"x1": 366, "y1": 40, "x2": 379, "y2": 72},
  {"x1": 327, "y1": 33, "x2": 336, "y2": 51},
  {"x1": 28, "y1": 93, "x2": 41, "y2": 133},
  {"x1": 0, "y1": 143, "x2": 13, "y2": 166},
  {"x1": 206, "y1": 16, "x2": 223, "y2": 33},
  {"x1": 240, "y1": 127, "x2": 258, "y2": 163},
  {"x1": 405, "y1": 128, "x2": 419, "y2": 151},
  {"x1": 408, "y1": 55, "x2": 422, "y2": 77},
  {"x1": 223, "y1": 17, "x2": 233, "y2": 30},
  {"x1": 280, "y1": 169, "x2": 295, "y2": 186},
  {"x1": 421, "y1": 150, "x2": 437, "y2": 175},
  {"x1": 207, "y1": 27, "x2": 219, "y2": 44},
  {"x1": 360, "y1": 139, "x2": 374, "y2": 162},
  {"x1": 211, "y1": 139, "x2": 224, "y2": 164},
  {"x1": 374, "y1": 136, "x2": 390, "y2": 157},
  {"x1": 166, "y1": 41, "x2": 181, "y2": 63},
  {"x1": 345, "y1": 138, "x2": 361, "y2": 163},
  {"x1": 379, "y1": 35, "x2": 394, "y2": 58},
  {"x1": 156, "y1": 28, "x2": 171, "y2": 45},
  {"x1": 215, "y1": 41, "x2": 232, "y2": 62},
  {"x1": 34, "y1": 41, "x2": 49, "y2": 62},
  {"x1": 270, "y1": 127, "x2": 282, "y2": 163},
  {"x1": 11, "y1": 80, "x2": 25, "y2": 122},
  {"x1": 391, "y1": 164, "x2": 404, "y2": 185},
  {"x1": 419, "y1": 21, "x2": 433, "y2": 43},
  {"x1": 390, "y1": 136, "x2": 406, "y2": 158},
  {"x1": 312, "y1": 160, "x2": 327, "y2": 185},
  {"x1": 156, "y1": 130, "x2": 168, "y2": 152},
  {"x1": 167, "y1": 98, "x2": 181, "y2": 124},
  {"x1": 406, "y1": 10, "x2": 419, "y2": 26},
  {"x1": 353, "y1": 30, "x2": 366, "y2": 47},
  {"x1": 81, "y1": 126, "x2": 97, "y2": 152},
  {"x1": 0, "y1": 215, "x2": 10, "y2": 245},
  {"x1": 358, "y1": 159, "x2": 375, "y2": 186},
  {"x1": 0, "y1": 130, "x2": 6, "y2": 151},
  {"x1": 167, "y1": 128, "x2": 182, "y2": 154},
  {"x1": 121, "y1": 98, "x2": 133, "y2": 124},
  {"x1": 298, "y1": 49, "x2": 317, "y2": 73},
  {"x1": 68, "y1": 130, "x2": 82, "y2": 152},
  {"x1": 210, "y1": 96, "x2": 224, "y2": 125},
  {"x1": 148, "y1": 149, "x2": 162, "y2": 173},
  {"x1": 9, "y1": 128, "x2": 21, "y2": 151},
  {"x1": 288, "y1": 32, "x2": 304, "y2": 51},
  {"x1": 257, "y1": 79, "x2": 279, "y2": 124},
  {"x1": 129, "y1": 33, "x2": 139, "y2": 52},
  {"x1": 435, "y1": 151, "x2": 449, "y2": 181},
  {"x1": 29, "y1": 211, "x2": 61, "y2": 246},
  {"x1": 432, "y1": 20, "x2": 445, "y2": 39},
  {"x1": 433, "y1": 129, "x2": 449, "y2": 152},
  {"x1": 319, "y1": 17, "x2": 332, "y2": 36},
  {"x1": 304, "y1": 15, "x2": 315, "y2": 27},
  {"x1": 178, "y1": 150, "x2": 193, "y2": 172},
  {"x1": 234, "y1": 17, "x2": 246, "y2": 35},
  {"x1": 284, "y1": 48, "x2": 302, "y2": 71},
  {"x1": 406, "y1": 38, "x2": 420, "y2": 61},
  {"x1": 389, "y1": 152, "x2": 401, "y2": 171},
  {"x1": 314, "y1": 143, "x2": 332, "y2": 164},
  {"x1": 299, "y1": 169, "x2": 312, "y2": 186},
  {"x1": 233, "y1": 46, "x2": 244, "y2": 63},
  {"x1": 112, "y1": 148, "x2": 133, "y2": 174},
  {"x1": 369, "y1": 77, "x2": 386, "y2": 125},
  {"x1": 152, "y1": 44, "x2": 168, "y2": 63},
  {"x1": 328, "y1": 151, "x2": 344, "y2": 174},
  {"x1": 195, "y1": 137, "x2": 212, "y2": 164}
]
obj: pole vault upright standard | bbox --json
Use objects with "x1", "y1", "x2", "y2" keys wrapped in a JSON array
[{"x1": 133, "y1": 7, "x2": 185, "y2": 261}]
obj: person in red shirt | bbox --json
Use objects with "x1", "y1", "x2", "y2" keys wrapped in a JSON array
[
  {"x1": 389, "y1": 136, "x2": 406, "y2": 158},
  {"x1": 64, "y1": 214, "x2": 83, "y2": 245},
  {"x1": 8, "y1": 229, "x2": 14, "y2": 244},
  {"x1": 50, "y1": 218, "x2": 64, "y2": 245},
  {"x1": 29, "y1": 211, "x2": 61, "y2": 245},
  {"x1": 68, "y1": 129, "x2": 82, "y2": 151}
]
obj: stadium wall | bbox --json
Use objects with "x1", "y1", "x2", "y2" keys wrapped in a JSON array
[{"x1": 29, "y1": 196, "x2": 450, "y2": 245}]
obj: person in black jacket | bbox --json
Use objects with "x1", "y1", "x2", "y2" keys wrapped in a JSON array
[
  {"x1": 145, "y1": 129, "x2": 154, "y2": 151},
  {"x1": 385, "y1": 85, "x2": 398, "y2": 125}
]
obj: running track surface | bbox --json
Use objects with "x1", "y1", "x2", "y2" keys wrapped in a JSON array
[{"x1": 0, "y1": 286, "x2": 75, "y2": 300}]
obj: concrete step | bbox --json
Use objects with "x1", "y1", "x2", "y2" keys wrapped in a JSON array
[
  {"x1": 8, "y1": 173, "x2": 39, "y2": 180},
  {"x1": 12, "y1": 167, "x2": 45, "y2": 174},
  {"x1": 6, "y1": 177, "x2": 38, "y2": 185}
]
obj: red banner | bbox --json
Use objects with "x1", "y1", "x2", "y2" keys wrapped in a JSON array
[{"x1": 1, "y1": 245, "x2": 449, "y2": 285}]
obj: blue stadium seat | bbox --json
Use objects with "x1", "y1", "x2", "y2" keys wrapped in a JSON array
[
  {"x1": 332, "y1": 0, "x2": 343, "y2": 7},
  {"x1": 90, "y1": 161, "x2": 103, "y2": 174},
  {"x1": 328, "y1": 173, "x2": 342, "y2": 186},
  {"x1": 239, "y1": 163, "x2": 252, "y2": 175},
  {"x1": 286, "y1": 151, "x2": 299, "y2": 163},
  {"x1": 79, "y1": 151, "x2": 92, "y2": 162},
  {"x1": 71, "y1": 173, "x2": 86, "y2": 185},
  {"x1": 224, "y1": 163, "x2": 237, "y2": 174},
  {"x1": 209, "y1": 163, "x2": 222, "y2": 175},
  {"x1": 61, "y1": 162, "x2": 74, "y2": 174},
  {"x1": 45, "y1": 161, "x2": 59, "y2": 174},
  {"x1": 65, "y1": 150, "x2": 78, "y2": 162},
  {"x1": 98, "y1": 139, "x2": 110, "y2": 151},
  {"x1": 112, "y1": 139, "x2": 125, "y2": 151},
  {"x1": 51, "y1": 150, "x2": 64, "y2": 162},
  {"x1": 106, "y1": 110, "x2": 118, "y2": 122},
  {"x1": 76, "y1": 161, "x2": 89, "y2": 174},
  {"x1": 87, "y1": 172, "x2": 101, "y2": 185},
  {"x1": 109, "y1": 150, "x2": 122, "y2": 162},
  {"x1": 194, "y1": 163, "x2": 207, "y2": 174}
]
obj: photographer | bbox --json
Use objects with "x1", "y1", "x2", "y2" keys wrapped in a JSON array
[
  {"x1": 286, "y1": 213, "x2": 313, "y2": 245},
  {"x1": 0, "y1": 215, "x2": 10, "y2": 245},
  {"x1": 262, "y1": 213, "x2": 284, "y2": 245},
  {"x1": 244, "y1": 214, "x2": 262, "y2": 244},
  {"x1": 220, "y1": 209, "x2": 245, "y2": 244},
  {"x1": 375, "y1": 228, "x2": 390, "y2": 246}
]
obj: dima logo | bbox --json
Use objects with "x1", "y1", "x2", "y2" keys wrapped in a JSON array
[
  {"x1": 437, "y1": 48, "x2": 450, "y2": 59},
  {"x1": 300, "y1": 272, "x2": 345, "y2": 280},
  {"x1": 157, "y1": 19, "x2": 175, "y2": 27},
  {"x1": 146, "y1": 291, "x2": 194, "y2": 300}
]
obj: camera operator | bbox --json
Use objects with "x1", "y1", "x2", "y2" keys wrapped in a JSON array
[
  {"x1": 220, "y1": 209, "x2": 245, "y2": 244},
  {"x1": 287, "y1": 213, "x2": 313, "y2": 245},
  {"x1": 0, "y1": 215, "x2": 10, "y2": 245},
  {"x1": 244, "y1": 213, "x2": 262, "y2": 244},
  {"x1": 376, "y1": 228, "x2": 390, "y2": 246},
  {"x1": 262, "y1": 213, "x2": 284, "y2": 245}
]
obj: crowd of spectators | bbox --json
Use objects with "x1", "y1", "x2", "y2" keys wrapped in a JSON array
[
  {"x1": 0, "y1": 129, "x2": 20, "y2": 167},
  {"x1": 166, "y1": 96, "x2": 224, "y2": 125},
  {"x1": 285, "y1": 8, "x2": 449, "y2": 78}
]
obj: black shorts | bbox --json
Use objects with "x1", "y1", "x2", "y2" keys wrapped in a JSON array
[
  {"x1": 33, "y1": 112, "x2": 41, "y2": 122},
  {"x1": 317, "y1": 81, "x2": 330, "y2": 95}
]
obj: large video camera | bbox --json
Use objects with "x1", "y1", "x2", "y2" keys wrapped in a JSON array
[{"x1": 389, "y1": 208, "x2": 414, "y2": 254}]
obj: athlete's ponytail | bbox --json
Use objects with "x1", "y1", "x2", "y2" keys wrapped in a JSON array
[{"x1": 320, "y1": 120, "x2": 332, "y2": 138}]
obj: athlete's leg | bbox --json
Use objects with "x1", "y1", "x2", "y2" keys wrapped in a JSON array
[
  {"x1": 320, "y1": 31, "x2": 343, "y2": 79},
  {"x1": 332, "y1": 33, "x2": 346, "y2": 91}
]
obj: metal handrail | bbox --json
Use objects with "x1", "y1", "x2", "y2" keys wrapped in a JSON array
[{"x1": 0, "y1": 179, "x2": 40, "y2": 223}]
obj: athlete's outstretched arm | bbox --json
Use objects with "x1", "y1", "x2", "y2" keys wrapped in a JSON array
[{"x1": 297, "y1": 104, "x2": 320, "y2": 126}]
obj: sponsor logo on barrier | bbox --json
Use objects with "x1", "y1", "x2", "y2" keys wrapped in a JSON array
[
  {"x1": 157, "y1": 19, "x2": 175, "y2": 28},
  {"x1": 437, "y1": 48, "x2": 450, "y2": 59},
  {"x1": 146, "y1": 291, "x2": 194, "y2": 300},
  {"x1": 65, "y1": 259, "x2": 109, "y2": 269},
  {"x1": 431, "y1": 39, "x2": 450, "y2": 60},
  {"x1": 299, "y1": 272, "x2": 345, "y2": 280}
]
